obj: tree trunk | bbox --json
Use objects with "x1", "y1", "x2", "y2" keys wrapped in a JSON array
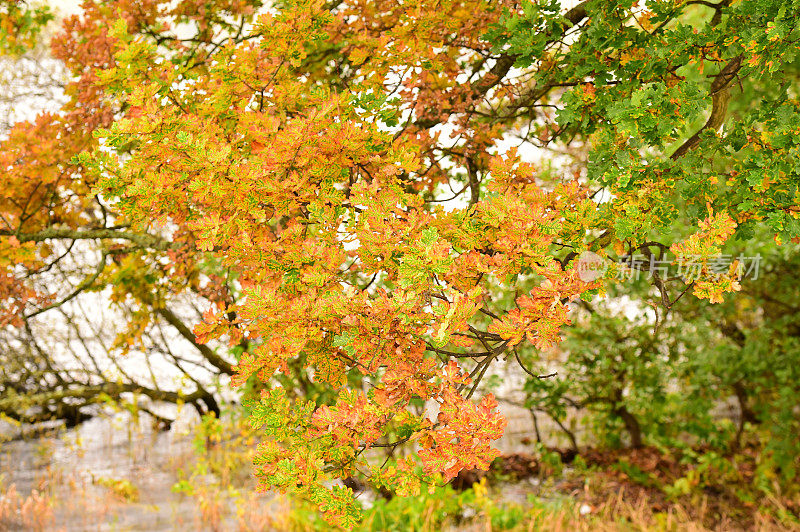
[{"x1": 615, "y1": 406, "x2": 643, "y2": 448}]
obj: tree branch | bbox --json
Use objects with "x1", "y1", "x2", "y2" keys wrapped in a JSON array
[
  {"x1": 1, "y1": 227, "x2": 177, "y2": 250},
  {"x1": 671, "y1": 54, "x2": 743, "y2": 160},
  {"x1": 155, "y1": 306, "x2": 233, "y2": 375}
]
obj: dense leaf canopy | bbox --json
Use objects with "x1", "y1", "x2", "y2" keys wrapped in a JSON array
[{"x1": 2, "y1": 0, "x2": 799, "y2": 525}]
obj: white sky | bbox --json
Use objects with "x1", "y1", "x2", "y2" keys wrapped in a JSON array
[{"x1": 48, "y1": 0, "x2": 82, "y2": 16}]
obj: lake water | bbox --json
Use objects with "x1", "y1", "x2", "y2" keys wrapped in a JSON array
[{"x1": 0, "y1": 411, "x2": 277, "y2": 531}]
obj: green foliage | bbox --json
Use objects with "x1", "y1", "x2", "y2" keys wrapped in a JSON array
[
  {"x1": 0, "y1": 1, "x2": 52, "y2": 55},
  {"x1": 95, "y1": 477, "x2": 139, "y2": 502},
  {"x1": 281, "y1": 480, "x2": 529, "y2": 531},
  {"x1": 521, "y1": 240, "x2": 800, "y2": 505}
]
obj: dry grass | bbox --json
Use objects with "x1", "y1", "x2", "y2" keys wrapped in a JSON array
[
  {"x1": 0, "y1": 483, "x2": 57, "y2": 531},
  {"x1": 454, "y1": 491, "x2": 800, "y2": 532}
]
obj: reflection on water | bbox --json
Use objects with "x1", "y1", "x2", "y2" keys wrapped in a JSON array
[{"x1": 0, "y1": 410, "x2": 263, "y2": 531}]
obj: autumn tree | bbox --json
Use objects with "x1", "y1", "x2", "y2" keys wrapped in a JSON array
[
  {"x1": 0, "y1": 0, "x2": 243, "y2": 425},
  {"x1": 2, "y1": 0, "x2": 800, "y2": 525}
]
